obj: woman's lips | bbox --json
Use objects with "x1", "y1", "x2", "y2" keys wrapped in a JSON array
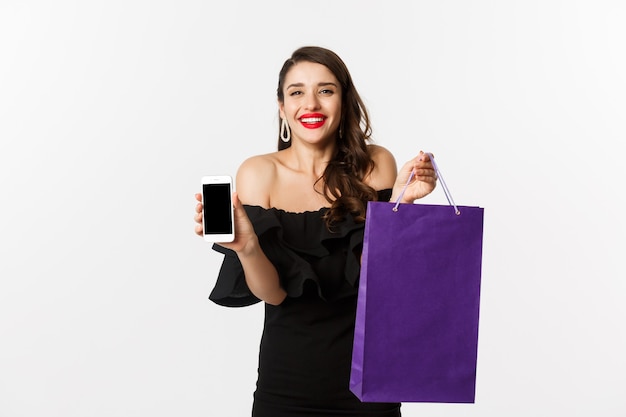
[{"x1": 299, "y1": 114, "x2": 326, "y2": 129}]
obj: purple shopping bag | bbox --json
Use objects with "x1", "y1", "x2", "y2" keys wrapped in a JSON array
[{"x1": 350, "y1": 157, "x2": 484, "y2": 403}]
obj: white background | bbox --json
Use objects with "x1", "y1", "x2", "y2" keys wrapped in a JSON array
[{"x1": 1, "y1": 1, "x2": 624, "y2": 416}]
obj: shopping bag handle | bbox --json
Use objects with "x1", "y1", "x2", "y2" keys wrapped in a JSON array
[{"x1": 392, "y1": 152, "x2": 460, "y2": 215}]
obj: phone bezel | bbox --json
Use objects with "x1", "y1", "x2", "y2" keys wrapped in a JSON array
[{"x1": 201, "y1": 175, "x2": 235, "y2": 243}]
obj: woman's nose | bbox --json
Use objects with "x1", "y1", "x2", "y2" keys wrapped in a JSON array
[{"x1": 304, "y1": 94, "x2": 320, "y2": 110}]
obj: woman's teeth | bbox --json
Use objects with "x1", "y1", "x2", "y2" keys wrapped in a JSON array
[{"x1": 301, "y1": 117, "x2": 324, "y2": 123}]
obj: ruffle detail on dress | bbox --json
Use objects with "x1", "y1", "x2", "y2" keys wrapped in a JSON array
[
  {"x1": 208, "y1": 243, "x2": 261, "y2": 307},
  {"x1": 209, "y1": 206, "x2": 365, "y2": 306},
  {"x1": 208, "y1": 189, "x2": 392, "y2": 307}
]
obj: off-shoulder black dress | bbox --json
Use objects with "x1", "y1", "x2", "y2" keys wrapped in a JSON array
[{"x1": 208, "y1": 190, "x2": 401, "y2": 417}]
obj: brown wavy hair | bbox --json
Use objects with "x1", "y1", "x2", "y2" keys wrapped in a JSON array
[{"x1": 276, "y1": 46, "x2": 379, "y2": 228}]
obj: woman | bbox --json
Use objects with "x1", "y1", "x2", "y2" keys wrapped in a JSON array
[{"x1": 194, "y1": 46, "x2": 437, "y2": 416}]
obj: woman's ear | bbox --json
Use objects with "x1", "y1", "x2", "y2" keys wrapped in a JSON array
[{"x1": 278, "y1": 100, "x2": 285, "y2": 119}]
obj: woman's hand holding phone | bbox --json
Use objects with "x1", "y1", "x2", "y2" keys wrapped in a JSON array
[{"x1": 196, "y1": 175, "x2": 260, "y2": 254}]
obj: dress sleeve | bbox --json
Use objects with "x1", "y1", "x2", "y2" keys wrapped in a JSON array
[
  {"x1": 207, "y1": 205, "x2": 291, "y2": 307},
  {"x1": 208, "y1": 243, "x2": 261, "y2": 307}
]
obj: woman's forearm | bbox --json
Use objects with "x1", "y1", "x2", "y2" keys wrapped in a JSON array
[{"x1": 237, "y1": 237, "x2": 287, "y2": 306}]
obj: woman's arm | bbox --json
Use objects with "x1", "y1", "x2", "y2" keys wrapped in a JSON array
[
  {"x1": 226, "y1": 191, "x2": 286, "y2": 306},
  {"x1": 194, "y1": 155, "x2": 287, "y2": 305},
  {"x1": 365, "y1": 145, "x2": 437, "y2": 202},
  {"x1": 230, "y1": 156, "x2": 287, "y2": 305}
]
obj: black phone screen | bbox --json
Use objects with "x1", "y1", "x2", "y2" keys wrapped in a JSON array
[{"x1": 202, "y1": 182, "x2": 233, "y2": 235}]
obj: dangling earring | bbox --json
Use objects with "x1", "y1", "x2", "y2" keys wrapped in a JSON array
[{"x1": 281, "y1": 118, "x2": 291, "y2": 142}]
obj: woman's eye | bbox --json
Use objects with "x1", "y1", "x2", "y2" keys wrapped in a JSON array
[
  {"x1": 320, "y1": 89, "x2": 334, "y2": 95},
  {"x1": 289, "y1": 90, "x2": 302, "y2": 96}
]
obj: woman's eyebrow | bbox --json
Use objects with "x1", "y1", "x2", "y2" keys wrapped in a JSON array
[{"x1": 286, "y1": 81, "x2": 338, "y2": 89}]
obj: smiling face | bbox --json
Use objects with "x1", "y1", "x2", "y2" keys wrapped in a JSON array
[{"x1": 279, "y1": 61, "x2": 342, "y2": 147}]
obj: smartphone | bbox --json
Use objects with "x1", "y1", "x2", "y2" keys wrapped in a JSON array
[{"x1": 201, "y1": 175, "x2": 235, "y2": 242}]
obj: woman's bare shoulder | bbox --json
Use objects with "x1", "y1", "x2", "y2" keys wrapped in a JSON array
[
  {"x1": 236, "y1": 152, "x2": 280, "y2": 207},
  {"x1": 368, "y1": 143, "x2": 393, "y2": 160},
  {"x1": 366, "y1": 144, "x2": 397, "y2": 190}
]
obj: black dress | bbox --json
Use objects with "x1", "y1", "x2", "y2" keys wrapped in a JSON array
[{"x1": 209, "y1": 190, "x2": 401, "y2": 417}]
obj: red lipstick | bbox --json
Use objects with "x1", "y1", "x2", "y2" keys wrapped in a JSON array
[{"x1": 299, "y1": 113, "x2": 326, "y2": 129}]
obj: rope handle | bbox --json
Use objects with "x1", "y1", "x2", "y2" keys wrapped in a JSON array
[{"x1": 392, "y1": 152, "x2": 460, "y2": 215}]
